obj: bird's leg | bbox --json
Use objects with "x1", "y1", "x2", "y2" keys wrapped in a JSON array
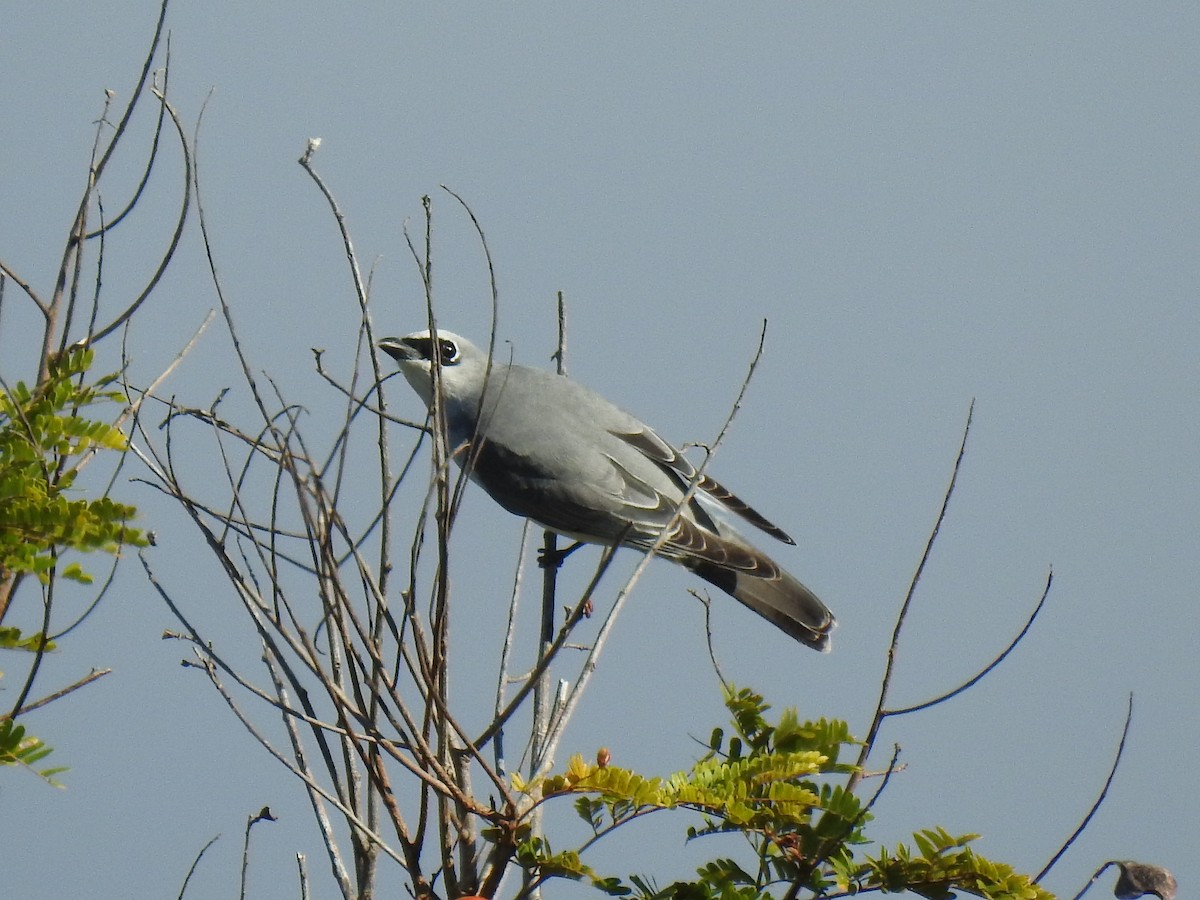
[{"x1": 537, "y1": 540, "x2": 584, "y2": 569}]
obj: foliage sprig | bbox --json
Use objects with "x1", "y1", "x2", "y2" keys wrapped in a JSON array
[
  {"x1": 0, "y1": 346, "x2": 146, "y2": 587},
  {"x1": 514, "y1": 685, "x2": 1055, "y2": 900}
]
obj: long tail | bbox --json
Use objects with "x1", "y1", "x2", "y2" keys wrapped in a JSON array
[{"x1": 687, "y1": 559, "x2": 836, "y2": 652}]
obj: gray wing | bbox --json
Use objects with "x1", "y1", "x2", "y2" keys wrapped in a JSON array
[
  {"x1": 465, "y1": 363, "x2": 793, "y2": 547},
  {"x1": 610, "y1": 427, "x2": 796, "y2": 544}
]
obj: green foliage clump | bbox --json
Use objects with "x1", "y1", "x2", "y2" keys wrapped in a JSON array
[
  {"x1": 512, "y1": 685, "x2": 1054, "y2": 900},
  {"x1": 0, "y1": 718, "x2": 66, "y2": 786},
  {"x1": 0, "y1": 346, "x2": 147, "y2": 781},
  {"x1": 0, "y1": 346, "x2": 146, "y2": 585}
]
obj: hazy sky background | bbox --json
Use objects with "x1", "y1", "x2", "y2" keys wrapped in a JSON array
[{"x1": 3, "y1": 4, "x2": 1197, "y2": 898}]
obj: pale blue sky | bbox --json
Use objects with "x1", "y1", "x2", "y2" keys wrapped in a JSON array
[{"x1": 3, "y1": 4, "x2": 1196, "y2": 898}]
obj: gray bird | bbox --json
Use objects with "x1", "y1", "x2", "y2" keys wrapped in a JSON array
[{"x1": 378, "y1": 329, "x2": 835, "y2": 651}]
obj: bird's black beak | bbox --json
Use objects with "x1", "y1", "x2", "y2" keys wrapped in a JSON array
[{"x1": 378, "y1": 337, "x2": 417, "y2": 363}]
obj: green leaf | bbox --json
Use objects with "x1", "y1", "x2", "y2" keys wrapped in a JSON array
[
  {"x1": 60, "y1": 562, "x2": 94, "y2": 584},
  {"x1": 507, "y1": 686, "x2": 1050, "y2": 900},
  {"x1": 575, "y1": 795, "x2": 606, "y2": 831},
  {"x1": 0, "y1": 719, "x2": 66, "y2": 786},
  {"x1": 0, "y1": 351, "x2": 145, "y2": 583},
  {"x1": 0, "y1": 627, "x2": 56, "y2": 652}
]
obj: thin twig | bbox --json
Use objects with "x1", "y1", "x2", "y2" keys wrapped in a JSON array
[
  {"x1": 886, "y1": 569, "x2": 1053, "y2": 716},
  {"x1": 239, "y1": 806, "x2": 277, "y2": 900},
  {"x1": 475, "y1": 543, "x2": 620, "y2": 751},
  {"x1": 93, "y1": 0, "x2": 171, "y2": 184},
  {"x1": 850, "y1": 400, "x2": 974, "y2": 791},
  {"x1": 7, "y1": 561, "x2": 58, "y2": 720},
  {"x1": 1070, "y1": 862, "x2": 1119, "y2": 900},
  {"x1": 693, "y1": 588, "x2": 730, "y2": 692},
  {"x1": 295, "y1": 854, "x2": 310, "y2": 900},
  {"x1": 124, "y1": 310, "x2": 215, "y2": 422},
  {"x1": 493, "y1": 518, "x2": 534, "y2": 780},
  {"x1": 1036, "y1": 694, "x2": 1135, "y2": 883},
  {"x1": 82, "y1": 59, "x2": 170, "y2": 239},
  {"x1": 0, "y1": 259, "x2": 48, "y2": 317},
  {"x1": 262, "y1": 642, "x2": 355, "y2": 899},
  {"x1": 176, "y1": 834, "x2": 220, "y2": 900},
  {"x1": 183, "y1": 646, "x2": 408, "y2": 867},
  {"x1": 90, "y1": 78, "x2": 192, "y2": 345},
  {"x1": 7, "y1": 667, "x2": 112, "y2": 716}
]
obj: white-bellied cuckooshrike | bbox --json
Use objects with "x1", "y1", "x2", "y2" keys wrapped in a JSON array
[{"x1": 379, "y1": 330, "x2": 835, "y2": 652}]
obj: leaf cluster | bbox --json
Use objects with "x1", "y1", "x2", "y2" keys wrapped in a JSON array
[
  {"x1": 0, "y1": 718, "x2": 66, "y2": 786},
  {"x1": 0, "y1": 347, "x2": 148, "y2": 780},
  {"x1": 833, "y1": 827, "x2": 1051, "y2": 900},
  {"x1": 0, "y1": 347, "x2": 146, "y2": 585},
  {"x1": 512, "y1": 686, "x2": 1055, "y2": 900}
]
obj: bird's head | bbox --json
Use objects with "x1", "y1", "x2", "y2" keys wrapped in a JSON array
[{"x1": 377, "y1": 329, "x2": 487, "y2": 408}]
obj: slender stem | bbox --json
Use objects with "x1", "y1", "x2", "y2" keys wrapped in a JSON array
[
  {"x1": 1037, "y1": 694, "x2": 1135, "y2": 883},
  {"x1": 850, "y1": 400, "x2": 973, "y2": 791}
]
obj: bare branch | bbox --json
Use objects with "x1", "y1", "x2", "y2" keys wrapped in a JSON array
[
  {"x1": 851, "y1": 399, "x2": 974, "y2": 791},
  {"x1": 493, "y1": 517, "x2": 535, "y2": 781},
  {"x1": 89, "y1": 80, "x2": 192, "y2": 345},
  {"x1": 185, "y1": 646, "x2": 409, "y2": 867},
  {"x1": 176, "y1": 834, "x2": 220, "y2": 900},
  {"x1": 93, "y1": 0, "x2": 171, "y2": 184},
  {"x1": 82, "y1": 62, "x2": 170, "y2": 239},
  {"x1": 8, "y1": 667, "x2": 112, "y2": 717},
  {"x1": 0, "y1": 260, "x2": 48, "y2": 317},
  {"x1": 476, "y1": 542, "x2": 620, "y2": 751},
  {"x1": 239, "y1": 806, "x2": 277, "y2": 900},
  {"x1": 886, "y1": 568, "x2": 1053, "y2": 716},
  {"x1": 1037, "y1": 694, "x2": 1135, "y2": 883}
]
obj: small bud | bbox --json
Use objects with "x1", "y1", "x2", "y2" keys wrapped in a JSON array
[
  {"x1": 300, "y1": 137, "x2": 323, "y2": 165},
  {"x1": 596, "y1": 747, "x2": 611, "y2": 768}
]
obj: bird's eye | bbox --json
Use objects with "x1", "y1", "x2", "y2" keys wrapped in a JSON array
[{"x1": 438, "y1": 339, "x2": 459, "y2": 365}]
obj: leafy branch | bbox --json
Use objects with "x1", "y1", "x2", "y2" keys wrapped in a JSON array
[
  {"x1": 0, "y1": 0, "x2": 182, "y2": 782},
  {"x1": 0, "y1": 347, "x2": 146, "y2": 590},
  {"x1": 514, "y1": 686, "x2": 1053, "y2": 900}
]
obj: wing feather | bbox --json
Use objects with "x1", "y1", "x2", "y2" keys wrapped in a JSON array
[{"x1": 610, "y1": 427, "x2": 795, "y2": 544}]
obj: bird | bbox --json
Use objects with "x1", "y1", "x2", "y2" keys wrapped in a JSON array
[{"x1": 378, "y1": 329, "x2": 835, "y2": 651}]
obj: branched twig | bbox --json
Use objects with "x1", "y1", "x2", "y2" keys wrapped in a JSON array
[
  {"x1": 90, "y1": 66, "x2": 193, "y2": 345},
  {"x1": 850, "y1": 400, "x2": 973, "y2": 791},
  {"x1": 476, "y1": 543, "x2": 620, "y2": 752},
  {"x1": 693, "y1": 588, "x2": 730, "y2": 692},
  {"x1": 180, "y1": 645, "x2": 409, "y2": 867},
  {"x1": 92, "y1": 0, "x2": 171, "y2": 185},
  {"x1": 885, "y1": 569, "x2": 1053, "y2": 716},
  {"x1": 83, "y1": 61, "x2": 169, "y2": 239}
]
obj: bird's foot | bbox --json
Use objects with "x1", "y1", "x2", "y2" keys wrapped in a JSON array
[{"x1": 538, "y1": 540, "x2": 583, "y2": 569}]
